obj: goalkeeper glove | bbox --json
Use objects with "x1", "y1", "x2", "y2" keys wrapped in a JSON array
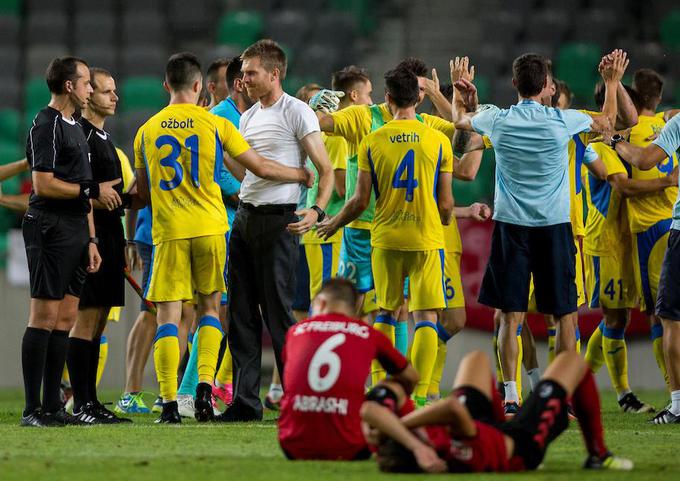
[{"x1": 309, "y1": 89, "x2": 345, "y2": 113}]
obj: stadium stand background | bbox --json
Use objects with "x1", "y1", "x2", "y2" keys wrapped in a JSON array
[{"x1": 1, "y1": 0, "x2": 679, "y2": 390}]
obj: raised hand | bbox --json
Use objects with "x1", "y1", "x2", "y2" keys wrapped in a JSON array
[
  {"x1": 453, "y1": 78, "x2": 479, "y2": 112},
  {"x1": 450, "y1": 56, "x2": 475, "y2": 84},
  {"x1": 600, "y1": 49, "x2": 629, "y2": 83},
  {"x1": 423, "y1": 68, "x2": 441, "y2": 98}
]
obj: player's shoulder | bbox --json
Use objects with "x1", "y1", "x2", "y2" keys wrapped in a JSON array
[{"x1": 32, "y1": 106, "x2": 60, "y2": 126}]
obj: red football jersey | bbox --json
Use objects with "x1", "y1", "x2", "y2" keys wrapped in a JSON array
[
  {"x1": 278, "y1": 313, "x2": 408, "y2": 460},
  {"x1": 425, "y1": 422, "x2": 523, "y2": 472}
]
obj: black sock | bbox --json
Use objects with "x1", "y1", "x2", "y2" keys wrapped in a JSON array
[
  {"x1": 88, "y1": 336, "x2": 101, "y2": 405},
  {"x1": 21, "y1": 327, "x2": 50, "y2": 416},
  {"x1": 66, "y1": 337, "x2": 92, "y2": 412},
  {"x1": 42, "y1": 329, "x2": 70, "y2": 413}
]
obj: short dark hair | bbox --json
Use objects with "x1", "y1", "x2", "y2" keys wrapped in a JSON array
[
  {"x1": 226, "y1": 55, "x2": 244, "y2": 88},
  {"x1": 46, "y1": 56, "x2": 88, "y2": 94},
  {"x1": 512, "y1": 53, "x2": 549, "y2": 97},
  {"x1": 317, "y1": 278, "x2": 360, "y2": 309},
  {"x1": 89, "y1": 67, "x2": 112, "y2": 91},
  {"x1": 439, "y1": 83, "x2": 453, "y2": 102},
  {"x1": 594, "y1": 81, "x2": 638, "y2": 110},
  {"x1": 551, "y1": 78, "x2": 573, "y2": 108},
  {"x1": 165, "y1": 52, "x2": 202, "y2": 91},
  {"x1": 331, "y1": 65, "x2": 370, "y2": 95},
  {"x1": 242, "y1": 39, "x2": 287, "y2": 79},
  {"x1": 206, "y1": 58, "x2": 229, "y2": 84},
  {"x1": 377, "y1": 438, "x2": 422, "y2": 473},
  {"x1": 384, "y1": 68, "x2": 419, "y2": 108},
  {"x1": 395, "y1": 57, "x2": 427, "y2": 77},
  {"x1": 633, "y1": 68, "x2": 664, "y2": 111}
]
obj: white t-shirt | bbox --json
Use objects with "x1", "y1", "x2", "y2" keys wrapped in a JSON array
[{"x1": 239, "y1": 93, "x2": 320, "y2": 206}]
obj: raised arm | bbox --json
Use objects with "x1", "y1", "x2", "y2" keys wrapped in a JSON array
[
  {"x1": 590, "y1": 50, "x2": 628, "y2": 133},
  {"x1": 424, "y1": 68, "x2": 453, "y2": 121},
  {"x1": 615, "y1": 81, "x2": 638, "y2": 129}
]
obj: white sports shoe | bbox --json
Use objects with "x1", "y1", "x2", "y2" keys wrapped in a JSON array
[{"x1": 177, "y1": 394, "x2": 195, "y2": 419}]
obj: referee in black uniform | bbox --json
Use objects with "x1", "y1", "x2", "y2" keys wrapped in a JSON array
[
  {"x1": 20, "y1": 57, "x2": 121, "y2": 427},
  {"x1": 67, "y1": 67, "x2": 134, "y2": 424}
]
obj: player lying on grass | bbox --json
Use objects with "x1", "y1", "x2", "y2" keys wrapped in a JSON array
[
  {"x1": 278, "y1": 278, "x2": 418, "y2": 460},
  {"x1": 360, "y1": 350, "x2": 633, "y2": 473}
]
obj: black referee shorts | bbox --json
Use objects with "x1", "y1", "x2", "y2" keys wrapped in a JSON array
[
  {"x1": 22, "y1": 208, "x2": 89, "y2": 300},
  {"x1": 79, "y1": 220, "x2": 125, "y2": 309},
  {"x1": 478, "y1": 221, "x2": 577, "y2": 317},
  {"x1": 656, "y1": 228, "x2": 680, "y2": 321}
]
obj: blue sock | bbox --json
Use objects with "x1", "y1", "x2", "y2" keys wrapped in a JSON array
[
  {"x1": 395, "y1": 321, "x2": 409, "y2": 356},
  {"x1": 177, "y1": 329, "x2": 200, "y2": 397}
]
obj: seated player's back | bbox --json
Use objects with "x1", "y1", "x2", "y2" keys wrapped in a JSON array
[
  {"x1": 359, "y1": 119, "x2": 450, "y2": 251},
  {"x1": 134, "y1": 104, "x2": 250, "y2": 244},
  {"x1": 278, "y1": 312, "x2": 407, "y2": 460}
]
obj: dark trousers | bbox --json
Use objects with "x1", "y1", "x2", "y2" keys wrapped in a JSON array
[{"x1": 227, "y1": 203, "x2": 299, "y2": 418}]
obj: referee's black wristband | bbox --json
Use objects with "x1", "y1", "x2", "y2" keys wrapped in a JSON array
[
  {"x1": 79, "y1": 181, "x2": 100, "y2": 200},
  {"x1": 121, "y1": 193, "x2": 133, "y2": 209}
]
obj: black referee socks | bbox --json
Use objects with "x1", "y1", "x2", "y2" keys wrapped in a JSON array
[
  {"x1": 88, "y1": 336, "x2": 102, "y2": 404},
  {"x1": 67, "y1": 337, "x2": 93, "y2": 412},
  {"x1": 21, "y1": 327, "x2": 50, "y2": 416},
  {"x1": 42, "y1": 330, "x2": 69, "y2": 413}
]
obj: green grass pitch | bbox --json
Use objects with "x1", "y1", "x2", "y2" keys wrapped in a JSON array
[{"x1": 0, "y1": 389, "x2": 678, "y2": 481}]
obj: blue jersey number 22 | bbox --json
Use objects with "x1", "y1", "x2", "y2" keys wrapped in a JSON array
[
  {"x1": 392, "y1": 149, "x2": 418, "y2": 201},
  {"x1": 157, "y1": 134, "x2": 200, "y2": 191}
]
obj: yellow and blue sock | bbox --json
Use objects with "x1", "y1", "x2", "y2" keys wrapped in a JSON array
[
  {"x1": 651, "y1": 323, "x2": 669, "y2": 389},
  {"x1": 395, "y1": 320, "x2": 409, "y2": 356},
  {"x1": 371, "y1": 314, "x2": 396, "y2": 385},
  {"x1": 154, "y1": 324, "x2": 180, "y2": 403},
  {"x1": 575, "y1": 326, "x2": 582, "y2": 354},
  {"x1": 427, "y1": 322, "x2": 452, "y2": 399},
  {"x1": 516, "y1": 324, "x2": 523, "y2": 404},
  {"x1": 547, "y1": 328, "x2": 557, "y2": 364},
  {"x1": 196, "y1": 315, "x2": 223, "y2": 385},
  {"x1": 216, "y1": 338, "x2": 233, "y2": 386},
  {"x1": 492, "y1": 326, "x2": 502, "y2": 383},
  {"x1": 602, "y1": 325, "x2": 630, "y2": 398},
  {"x1": 412, "y1": 320, "x2": 438, "y2": 403},
  {"x1": 95, "y1": 335, "x2": 108, "y2": 387},
  {"x1": 187, "y1": 330, "x2": 194, "y2": 354},
  {"x1": 584, "y1": 320, "x2": 605, "y2": 372}
]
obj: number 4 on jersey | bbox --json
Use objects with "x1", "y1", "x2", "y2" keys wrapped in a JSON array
[{"x1": 392, "y1": 149, "x2": 418, "y2": 202}]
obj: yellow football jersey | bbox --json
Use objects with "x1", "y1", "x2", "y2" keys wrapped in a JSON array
[
  {"x1": 627, "y1": 112, "x2": 678, "y2": 233},
  {"x1": 357, "y1": 119, "x2": 453, "y2": 251},
  {"x1": 582, "y1": 142, "x2": 629, "y2": 256},
  {"x1": 134, "y1": 104, "x2": 250, "y2": 244}
]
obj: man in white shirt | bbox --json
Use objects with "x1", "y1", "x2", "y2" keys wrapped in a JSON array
[{"x1": 220, "y1": 40, "x2": 334, "y2": 422}]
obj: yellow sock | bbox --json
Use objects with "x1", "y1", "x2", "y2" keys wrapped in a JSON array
[
  {"x1": 154, "y1": 324, "x2": 180, "y2": 402},
  {"x1": 371, "y1": 314, "x2": 396, "y2": 385},
  {"x1": 585, "y1": 321, "x2": 605, "y2": 372},
  {"x1": 187, "y1": 331, "x2": 194, "y2": 354},
  {"x1": 62, "y1": 365, "x2": 70, "y2": 384},
  {"x1": 216, "y1": 339, "x2": 233, "y2": 385},
  {"x1": 492, "y1": 328, "x2": 503, "y2": 382},
  {"x1": 428, "y1": 322, "x2": 452, "y2": 397},
  {"x1": 516, "y1": 326, "x2": 523, "y2": 404},
  {"x1": 651, "y1": 324, "x2": 669, "y2": 389},
  {"x1": 602, "y1": 326, "x2": 630, "y2": 395},
  {"x1": 575, "y1": 326, "x2": 581, "y2": 354},
  {"x1": 412, "y1": 321, "x2": 438, "y2": 399},
  {"x1": 96, "y1": 335, "x2": 109, "y2": 387},
  {"x1": 196, "y1": 316, "x2": 223, "y2": 385},
  {"x1": 547, "y1": 328, "x2": 557, "y2": 364}
]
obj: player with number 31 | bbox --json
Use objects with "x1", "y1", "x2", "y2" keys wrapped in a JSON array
[
  {"x1": 134, "y1": 53, "x2": 312, "y2": 424},
  {"x1": 318, "y1": 68, "x2": 454, "y2": 406}
]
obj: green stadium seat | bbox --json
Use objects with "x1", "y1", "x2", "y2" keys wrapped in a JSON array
[
  {"x1": 217, "y1": 10, "x2": 263, "y2": 49},
  {"x1": 0, "y1": 0, "x2": 21, "y2": 15},
  {"x1": 660, "y1": 9, "x2": 680, "y2": 52},
  {"x1": 0, "y1": 141, "x2": 21, "y2": 165},
  {"x1": 556, "y1": 43, "x2": 601, "y2": 102},
  {"x1": 0, "y1": 231, "x2": 8, "y2": 269},
  {"x1": 24, "y1": 77, "x2": 49, "y2": 117},
  {"x1": 120, "y1": 77, "x2": 167, "y2": 112},
  {"x1": 0, "y1": 109, "x2": 20, "y2": 144},
  {"x1": 328, "y1": 0, "x2": 375, "y2": 34}
]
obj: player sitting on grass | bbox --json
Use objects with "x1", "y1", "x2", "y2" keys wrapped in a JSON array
[
  {"x1": 278, "y1": 278, "x2": 418, "y2": 460},
  {"x1": 361, "y1": 350, "x2": 633, "y2": 473}
]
